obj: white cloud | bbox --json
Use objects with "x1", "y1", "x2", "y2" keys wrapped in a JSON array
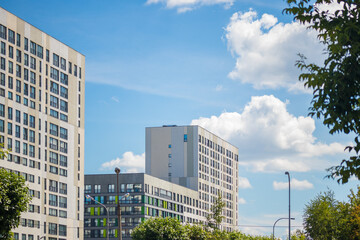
[
  {"x1": 273, "y1": 178, "x2": 314, "y2": 190},
  {"x1": 191, "y1": 95, "x2": 346, "y2": 173},
  {"x1": 215, "y1": 84, "x2": 223, "y2": 92},
  {"x1": 238, "y1": 177, "x2": 252, "y2": 189},
  {"x1": 111, "y1": 96, "x2": 120, "y2": 103},
  {"x1": 101, "y1": 152, "x2": 145, "y2": 173},
  {"x1": 238, "y1": 198, "x2": 247, "y2": 204},
  {"x1": 146, "y1": 0, "x2": 234, "y2": 13},
  {"x1": 225, "y1": 10, "x2": 324, "y2": 91}
]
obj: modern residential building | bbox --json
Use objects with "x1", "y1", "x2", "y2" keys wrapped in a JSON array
[
  {"x1": 146, "y1": 125, "x2": 239, "y2": 231},
  {"x1": 84, "y1": 173, "x2": 205, "y2": 240},
  {"x1": 0, "y1": 7, "x2": 85, "y2": 240}
]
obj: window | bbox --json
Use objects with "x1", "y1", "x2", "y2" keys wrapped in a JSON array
[
  {"x1": 49, "y1": 165, "x2": 58, "y2": 174},
  {"x1": 50, "y1": 109, "x2": 58, "y2": 118},
  {"x1": 0, "y1": 25, "x2": 6, "y2": 40},
  {"x1": 108, "y1": 184, "x2": 115, "y2": 193},
  {"x1": 24, "y1": 53, "x2": 28, "y2": 66},
  {"x1": 74, "y1": 64, "x2": 77, "y2": 76},
  {"x1": 0, "y1": 57, "x2": 5, "y2": 70},
  {"x1": 8, "y1": 107, "x2": 12, "y2": 120},
  {"x1": 30, "y1": 57, "x2": 36, "y2": 70},
  {"x1": 50, "y1": 67, "x2": 58, "y2": 81},
  {"x1": 23, "y1": 113, "x2": 28, "y2": 125},
  {"x1": 49, "y1": 137, "x2": 58, "y2": 150},
  {"x1": 48, "y1": 223, "x2": 57, "y2": 235},
  {"x1": 8, "y1": 76, "x2": 13, "y2": 89},
  {"x1": 60, "y1": 86, "x2": 68, "y2": 98},
  {"x1": 49, "y1": 208, "x2": 57, "y2": 216},
  {"x1": 0, "y1": 104, "x2": 4, "y2": 117},
  {"x1": 30, "y1": 71, "x2": 36, "y2": 84},
  {"x1": 7, "y1": 122, "x2": 12, "y2": 135},
  {"x1": 60, "y1": 141, "x2": 67, "y2": 153},
  {"x1": 94, "y1": 184, "x2": 101, "y2": 193},
  {"x1": 24, "y1": 37, "x2": 28, "y2": 51},
  {"x1": 37, "y1": 45, "x2": 43, "y2": 58},
  {"x1": 29, "y1": 115, "x2": 35, "y2": 128},
  {"x1": 59, "y1": 196, "x2": 67, "y2": 208},
  {"x1": 0, "y1": 41, "x2": 4, "y2": 55},
  {"x1": 60, "y1": 127, "x2": 67, "y2": 139},
  {"x1": 50, "y1": 95, "x2": 59, "y2": 108},
  {"x1": 60, "y1": 72, "x2": 68, "y2": 85},
  {"x1": 60, "y1": 155, "x2": 67, "y2": 167},
  {"x1": 60, "y1": 58, "x2": 66, "y2": 71},
  {"x1": 15, "y1": 50, "x2": 21, "y2": 64},
  {"x1": 59, "y1": 182, "x2": 67, "y2": 194},
  {"x1": 49, "y1": 151, "x2": 58, "y2": 164},
  {"x1": 184, "y1": 134, "x2": 188, "y2": 142},
  {"x1": 49, "y1": 180, "x2": 58, "y2": 192},
  {"x1": 84, "y1": 184, "x2": 91, "y2": 194},
  {"x1": 29, "y1": 145, "x2": 35, "y2": 157},
  {"x1": 53, "y1": 53, "x2": 59, "y2": 67},
  {"x1": 49, "y1": 123, "x2": 58, "y2": 136},
  {"x1": 8, "y1": 29, "x2": 15, "y2": 44},
  {"x1": 50, "y1": 81, "x2": 59, "y2": 94},
  {"x1": 59, "y1": 224, "x2": 66, "y2": 237},
  {"x1": 16, "y1": 33, "x2": 20, "y2": 47},
  {"x1": 60, "y1": 100, "x2": 67, "y2": 112},
  {"x1": 30, "y1": 41, "x2": 36, "y2": 55},
  {"x1": 16, "y1": 80, "x2": 21, "y2": 93},
  {"x1": 15, "y1": 110, "x2": 20, "y2": 123},
  {"x1": 8, "y1": 61, "x2": 13, "y2": 73},
  {"x1": 8, "y1": 45, "x2": 13, "y2": 58}
]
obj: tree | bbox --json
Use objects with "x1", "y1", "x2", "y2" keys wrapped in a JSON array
[
  {"x1": 0, "y1": 168, "x2": 31, "y2": 239},
  {"x1": 131, "y1": 217, "x2": 189, "y2": 240},
  {"x1": 303, "y1": 187, "x2": 360, "y2": 239},
  {"x1": 185, "y1": 224, "x2": 211, "y2": 240},
  {"x1": 206, "y1": 193, "x2": 225, "y2": 230},
  {"x1": 284, "y1": 0, "x2": 360, "y2": 183}
]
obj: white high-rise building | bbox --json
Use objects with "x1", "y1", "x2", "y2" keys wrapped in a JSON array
[
  {"x1": 0, "y1": 7, "x2": 85, "y2": 240},
  {"x1": 146, "y1": 125, "x2": 239, "y2": 231}
]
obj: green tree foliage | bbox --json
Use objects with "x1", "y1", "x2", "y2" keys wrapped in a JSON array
[
  {"x1": 303, "y1": 187, "x2": 360, "y2": 239},
  {"x1": 131, "y1": 217, "x2": 189, "y2": 240},
  {"x1": 206, "y1": 193, "x2": 226, "y2": 230},
  {"x1": 0, "y1": 168, "x2": 31, "y2": 239},
  {"x1": 131, "y1": 217, "x2": 273, "y2": 240},
  {"x1": 284, "y1": 0, "x2": 360, "y2": 183}
]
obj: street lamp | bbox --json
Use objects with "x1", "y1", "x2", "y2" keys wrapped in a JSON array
[
  {"x1": 285, "y1": 171, "x2": 291, "y2": 240},
  {"x1": 86, "y1": 195, "x2": 109, "y2": 240},
  {"x1": 272, "y1": 217, "x2": 295, "y2": 240},
  {"x1": 115, "y1": 167, "x2": 121, "y2": 240}
]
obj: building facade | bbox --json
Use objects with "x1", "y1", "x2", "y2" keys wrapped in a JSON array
[
  {"x1": 84, "y1": 173, "x2": 203, "y2": 239},
  {"x1": 0, "y1": 7, "x2": 85, "y2": 240},
  {"x1": 146, "y1": 125, "x2": 239, "y2": 231}
]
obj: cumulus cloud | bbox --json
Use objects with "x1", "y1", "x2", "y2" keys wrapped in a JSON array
[
  {"x1": 238, "y1": 198, "x2": 247, "y2": 204},
  {"x1": 146, "y1": 0, "x2": 234, "y2": 13},
  {"x1": 101, "y1": 152, "x2": 145, "y2": 173},
  {"x1": 273, "y1": 178, "x2": 314, "y2": 190},
  {"x1": 225, "y1": 10, "x2": 324, "y2": 91},
  {"x1": 238, "y1": 177, "x2": 252, "y2": 189},
  {"x1": 191, "y1": 95, "x2": 346, "y2": 172}
]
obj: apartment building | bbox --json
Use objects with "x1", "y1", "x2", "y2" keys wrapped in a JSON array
[
  {"x1": 146, "y1": 125, "x2": 239, "y2": 231},
  {"x1": 84, "y1": 173, "x2": 204, "y2": 240},
  {"x1": 0, "y1": 7, "x2": 85, "y2": 240}
]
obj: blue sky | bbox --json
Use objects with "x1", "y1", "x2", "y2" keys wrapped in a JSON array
[{"x1": 2, "y1": 0, "x2": 358, "y2": 238}]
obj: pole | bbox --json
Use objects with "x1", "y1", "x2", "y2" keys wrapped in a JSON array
[
  {"x1": 285, "y1": 172, "x2": 291, "y2": 240},
  {"x1": 86, "y1": 195, "x2": 109, "y2": 240},
  {"x1": 115, "y1": 168, "x2": 121, "y2": 240},
  {"x1": 272, "y1": 217, "x2": 295, "y2": 240}
]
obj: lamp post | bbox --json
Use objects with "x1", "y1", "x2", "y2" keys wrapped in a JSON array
[
  {"x1": 115, "y1": 167, "x2": 121, "y2": 240},
  {"x1": 285, "y1": 171, "x2": 291, "y2": 240},
  {"x1": 272, "y1": 217, "x2": 295, "y2": 240},
  {"x1": 86, "y1": 195, "x2": 109, "y2": 240}
]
